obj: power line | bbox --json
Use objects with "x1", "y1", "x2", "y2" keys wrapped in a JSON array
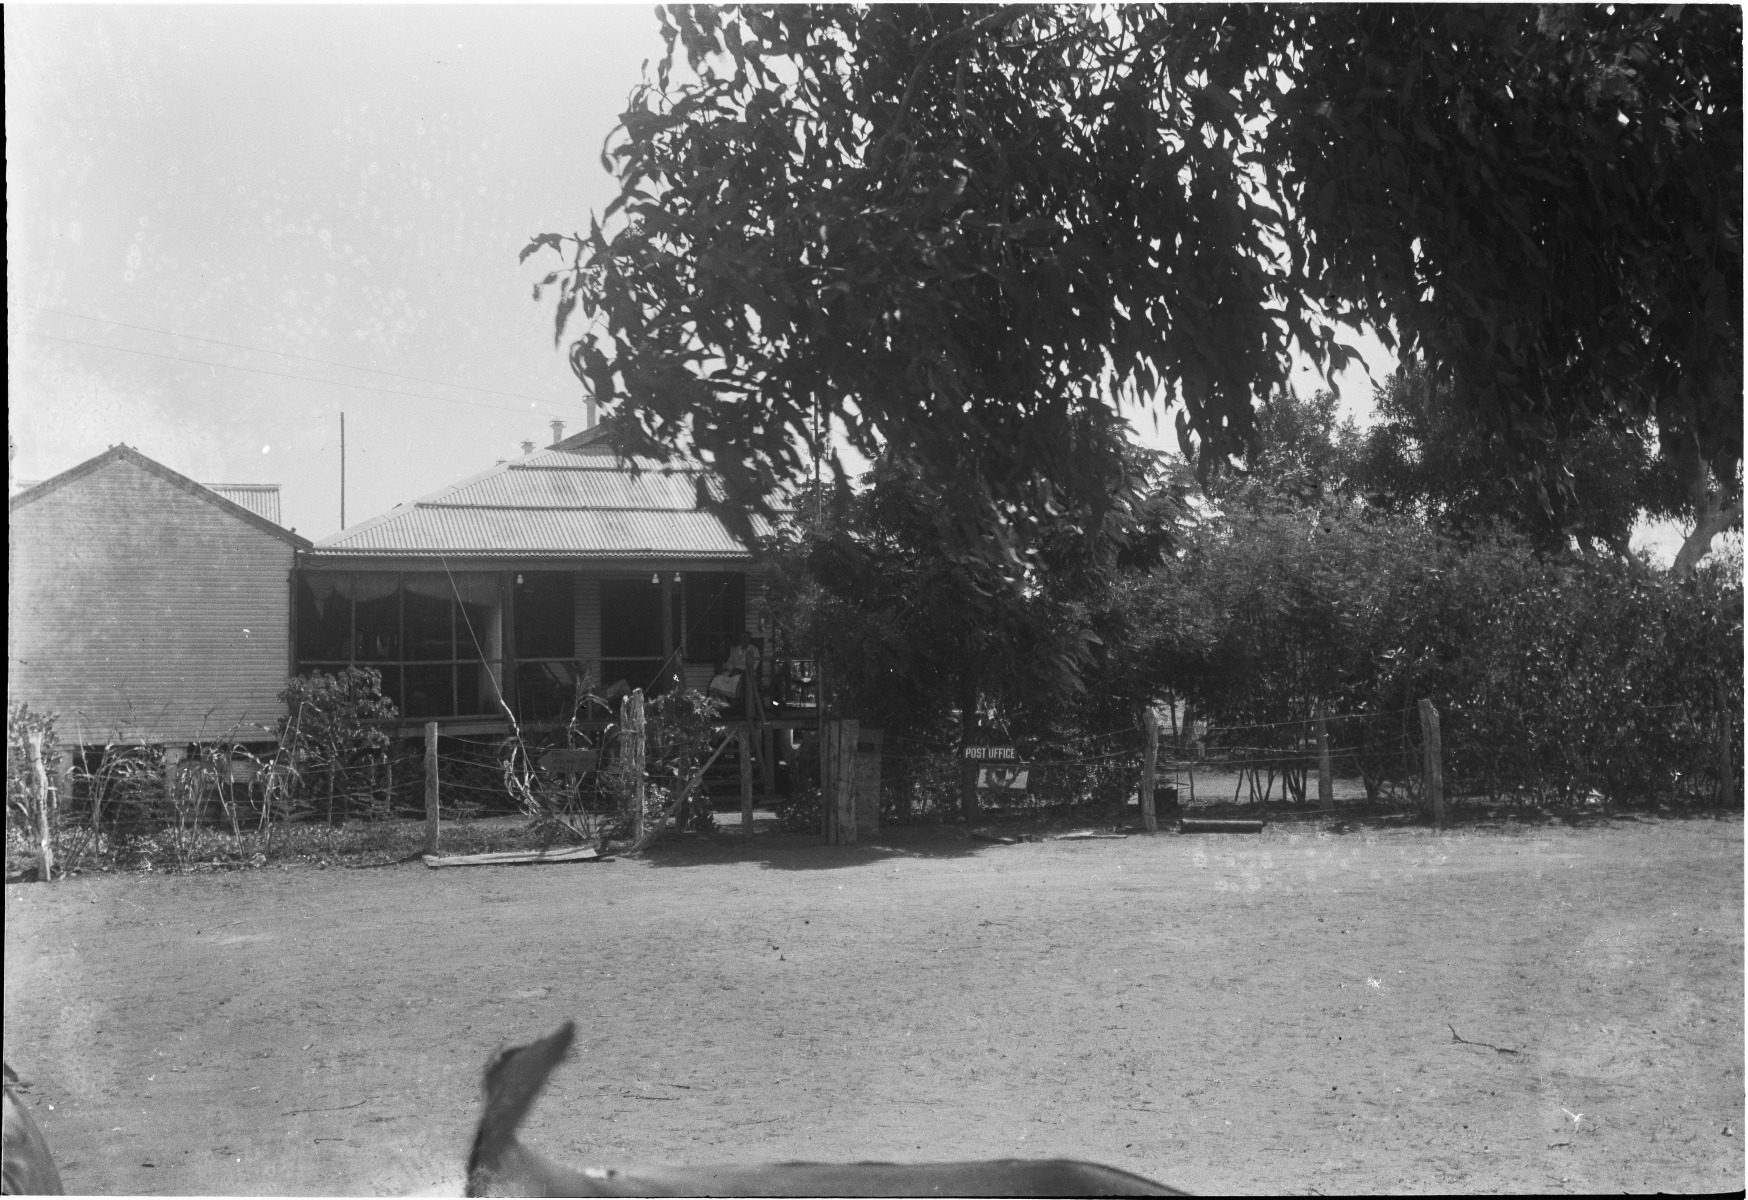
[
  {"x1": 24, "y1": 330, "x2": 558, "y2": 417},
  {"x1": 19, "y1": 304, "x2": 572, "y2": 410}
]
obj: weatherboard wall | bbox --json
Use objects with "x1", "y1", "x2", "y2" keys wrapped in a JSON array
[{"x1": 9, "y1": 455, "x2": 298, "y2": 745}]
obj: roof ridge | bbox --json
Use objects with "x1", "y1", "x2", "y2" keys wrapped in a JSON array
[
  {"x1": 9, "y1": 445, "x2": 308, "y2": 547},
  {"x1": 416, "y1": 502, "x2": 706, "y2": 512}
]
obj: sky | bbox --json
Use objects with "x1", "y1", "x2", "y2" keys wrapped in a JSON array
[
  {"x1": 7, "y1": 4, "x2": 661, "y2": 539},
  {"x1": 3, "y1": 4, "x2": 1685, "y2": 560}
]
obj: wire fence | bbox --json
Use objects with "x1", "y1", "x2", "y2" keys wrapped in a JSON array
[{"x1": 9, "y1": 687, "x2": 1739, "y2": 879}]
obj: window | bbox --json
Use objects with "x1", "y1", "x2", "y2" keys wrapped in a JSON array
[
  {"x1": 295, "y1": 571, "x2": 504, "y2": 719},
  {"x1": 684, "y1": 572, "x2": 744, "y2": 666}
]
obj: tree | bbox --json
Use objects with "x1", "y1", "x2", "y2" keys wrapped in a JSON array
[
  {"x1": 1353, "y1": 362, "x2": 1682, "y2": 559},
  {"x1": 1206, "y1": 385, "x2": 1363, "y2": 515},
  {"x1": 530, "y1": 4, "x2": 1739, "y2": 570},
  {"x1": 764, "y1": 439, "x2": 1186, "y2": 744}
]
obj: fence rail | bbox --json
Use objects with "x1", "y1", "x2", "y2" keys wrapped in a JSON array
[{"x1": 8, "y1": 688, "x2": 1740, "y2": 880}]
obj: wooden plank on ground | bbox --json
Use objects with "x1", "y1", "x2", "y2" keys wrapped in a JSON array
[{"x1": 421, "y1": 847, "x2": 605, "y2": 869}]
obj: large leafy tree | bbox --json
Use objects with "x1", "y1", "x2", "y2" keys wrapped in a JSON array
[
  {"x1": 1206, "y1": 385, "x2": 1364, "y2": 515},
  {"x1": 766, "y1": 439, "x2": 1185, "y2": 742},
  {"x1": 531, "y1": 4, "x2": 1739, "y2": 571},
  {"x1": 1354, "y1": 363, "x2": 1684, "y2": 558}
]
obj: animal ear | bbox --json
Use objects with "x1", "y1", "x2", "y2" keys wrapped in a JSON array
[{"x1": 468, "y1": 1022, "x2": 576, "y2": 1186}]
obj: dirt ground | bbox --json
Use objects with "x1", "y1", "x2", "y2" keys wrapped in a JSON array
[{"x1": 4, "y1": 814, "x2": 1742, "y2": 1196}]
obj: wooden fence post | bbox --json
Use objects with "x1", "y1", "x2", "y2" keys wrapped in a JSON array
[
  {"x1": 1140, "y1": 707, "x2": 1159, "y2": 834},
  {"x1": 28, "y1": 732, "x2": 54, "y2": 883},
  {"x1": 424, "y1": 722, "x2": 440, "y2": 855},
  {"x1": 1315, "y1": 709, "x2": 1334, "y2": 811},
  {"x1": 1418, "y1": 699, "x2": 1445, "y2": 825},
  {"x1": 820, "y1": 721, "x2": 836, "y2": 844},
  {"x1": 675, "y1": 742, "x2": 693, "y2": 832},
  {"x1": 625, "y1": 690, "x2": 647, "y2": 842},
  {"x1": 826, "y1": 719, "x2": 859, "y2": 845},
  {"x1": 739, "y1": 722, "x2": 754, "y2": 840}
]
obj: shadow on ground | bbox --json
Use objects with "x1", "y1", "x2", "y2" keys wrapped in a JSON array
[
  {"x1": 627, "y1": 800, "x2": 1743, "y2": 869},
  {"x1": 635, "y1": 822, "x2": 987, "y2": 871}
]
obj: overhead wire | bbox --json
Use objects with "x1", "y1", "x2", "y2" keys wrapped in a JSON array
[{"x1": 19, "y1": 304, "x2": 571, "y2": 408}]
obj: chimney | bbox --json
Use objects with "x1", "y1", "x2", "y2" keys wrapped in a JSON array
[
  {"x1": 520, "y1": 440, "x2": 535, "y2": 456},
  {"x1": 549, "y1": 419, "x2": 566, "y2": 447},
  {"x1": 585, "y1": 398, "x2": 598, "y2": 429}
]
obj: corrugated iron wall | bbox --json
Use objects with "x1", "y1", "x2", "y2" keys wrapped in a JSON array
[{"x1": 9, "y1": 457, "x2": 297, "y2": 745}]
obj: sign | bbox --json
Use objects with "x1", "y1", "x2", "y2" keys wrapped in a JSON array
[
  {"x1": 962, "y1": 745, "x2": 1017, "y2": 761},
  {"x1": 977, "y1": 765, "x2": 1030, "y2": 792},
  {"x1": 540, "y1": 749, "x2": 598, "y2": 775}
]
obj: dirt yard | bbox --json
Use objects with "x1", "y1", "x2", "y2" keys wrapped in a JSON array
[{"x1": 4, "y1": 815, "x2": 1742, "y2": 1196}]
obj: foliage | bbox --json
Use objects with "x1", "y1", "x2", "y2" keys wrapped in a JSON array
[
  {"x1": 1156, "y1": 510, "x2": 1743, "y2": 807},
  {"x1": 773, "y1": 785, "x2": 822, "y2": 833},
  {"x1": 6, "y1": 703, "x2": 59, "y2": 829},
  {"x1": 1207, "y1": 386, "x2": 1364, "y2": 515},
  {"x1": 530, "y1": 4, "x2": 1739, "y2": 571},
  {"x1": 277, "y1": 669, "x2": 397, "y2": 823},
  {"x1": 764, "y1": 444, "x2": 1186, "y2": 744},
  {"x1": 1353, "y1": 363, "x2": 1683, "y2": 558},
  {"x1": 590, "y1": 688, "x2": 728, "y2": 839},
  {"x1": 647, "y1": 687, "x2": 727, "y2": 834},
  {"x1": 5, "y1": 704, "x2": 60, "y2": 878}
]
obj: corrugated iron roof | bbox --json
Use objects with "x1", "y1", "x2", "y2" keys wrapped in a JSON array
[
  {"x1": 316, "y1": 507, "x2": 764, "y2": 557},
  {"x1": 204, "y1": 483, "x2": 281, "y2": 524},
  {"x1": 310, "y1": 421, "x2": 765, "y2": 559}
]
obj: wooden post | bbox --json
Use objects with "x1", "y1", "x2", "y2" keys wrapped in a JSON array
[
  {"x1": 162, "y1": 747, "x2": 183, "y2": 812},
  {"x1": 818, "y1": 724, "x2": 832, "y2": 843},
  {"x1": 675, "y1": 743, "x2": 692, "y2": 832},
  {"x1": 1418, "y1": 699, "x2": 1445, "y2": 824},
  {"x1": 824, "y1": 718, "x2": 858, "y2": 845},
  {"x1": 1139, "y1": 707, "x2": 1159, "y2": 834},
  {"x1": 626, "y1": 690, "x2": 647, "y2": 842},
  {"x1": 1315, "y1": 708, "x2": 1334, "y2": 811},
  {"x1": 28, "y1": 732, "x2": 54, "y2": 882},
  {"x1": 739, "y1": 722, "x2": 754, "y2": 840},
  {"x1": 423, "y1": 722, "x2": 440, "y2": 854}
]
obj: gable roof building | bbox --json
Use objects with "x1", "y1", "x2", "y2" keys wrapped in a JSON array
[{"x1": 9, "y1": 445, "x2": 308, "y2": 746}]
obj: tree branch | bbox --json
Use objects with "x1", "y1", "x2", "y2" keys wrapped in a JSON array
[{"x1": 873, "y1": 5, "x2": 1033, "y2": 165}]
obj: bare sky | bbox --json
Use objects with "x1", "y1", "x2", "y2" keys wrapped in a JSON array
[{"x1": 7, "y1": 4, "x2": 661, "y2": 538}]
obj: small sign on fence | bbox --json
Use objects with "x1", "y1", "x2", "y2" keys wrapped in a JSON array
[
  {"x1": 977, "y1": 765, "x2": 1030, "y2": 792},
  {"x1": 540, "y1": 749, "x2": 598, "y2": 776}
]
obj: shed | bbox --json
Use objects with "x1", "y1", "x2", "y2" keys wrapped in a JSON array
[{"x1": 8, "y1": 445, "x2": 309, "y2": 747}]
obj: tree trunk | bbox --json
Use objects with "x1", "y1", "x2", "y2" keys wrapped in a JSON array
[{"x1": 1672, "y1": 444, "x2": 1743, "y2": 578}]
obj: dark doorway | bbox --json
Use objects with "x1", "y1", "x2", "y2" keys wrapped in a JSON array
[
  {"x1": 515, "y1": 572, "x2": 576, "y2": 720},
  {"x1": 601, "y1": 576, "x2": 666, "y2": 693}
]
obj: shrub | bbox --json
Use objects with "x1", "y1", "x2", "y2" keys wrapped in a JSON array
[{"x1": 277, "y1": 668, "x2": 397, "y2": 823}]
